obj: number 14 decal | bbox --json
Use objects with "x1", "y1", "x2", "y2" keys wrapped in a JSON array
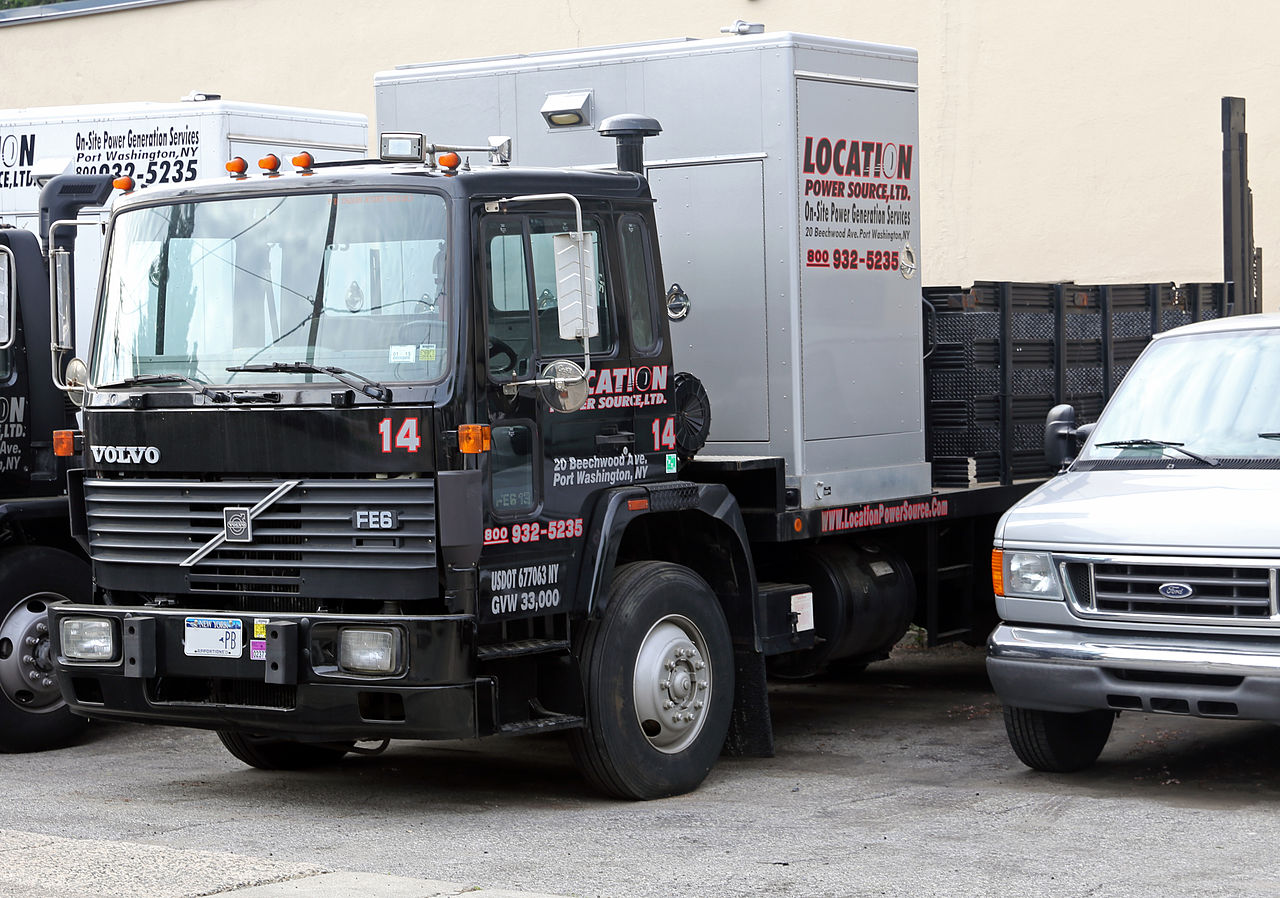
[
  {"x1": 651, "y1": 416, "x2": 675, "y2": 451},
  {"x1": 379, "y1": 417, "x2": 422, "y2": 453}
]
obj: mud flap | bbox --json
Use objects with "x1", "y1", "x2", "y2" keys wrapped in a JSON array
[{"x1": 722, "y1": 647, "x2": 774, "y2": 758}]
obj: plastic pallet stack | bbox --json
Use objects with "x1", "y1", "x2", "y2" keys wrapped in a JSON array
[{"x1": 923, "y1": 280, "x2": 1233, "y2": 488}]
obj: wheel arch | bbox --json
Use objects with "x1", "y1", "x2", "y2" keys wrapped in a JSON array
[{"x1": 578, "y1": 482, "x2": 759, "y2": 648}]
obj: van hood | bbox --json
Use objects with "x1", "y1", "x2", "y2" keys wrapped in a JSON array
[{"x1": 997, "y1": 468, "x2": 1280, "y2": 554}]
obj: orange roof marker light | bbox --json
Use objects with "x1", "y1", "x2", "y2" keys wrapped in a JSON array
[
  {"x1": 292, "y1": 151, "x2": 315, "y2": 174},
  {"x1": 457, "y1": 424, "x2": 491, "y2": 454},
  {"x1": 226, "y1": 157, "x2": 248, "y2": 179},
  {"x1": 112, "y1": 176, "x2": 135, "y2": 193},
  {"x1": 258, "y1": 154, "x2": 281, "y2": 176}
]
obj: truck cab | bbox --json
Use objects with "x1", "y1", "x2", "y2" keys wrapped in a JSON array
[
  {"x1": 47, "y1": 131, "x2": 771, "y2": 799},
  {"x1": 989, "y1": 313, "x2": 1280, "y2": 770}
]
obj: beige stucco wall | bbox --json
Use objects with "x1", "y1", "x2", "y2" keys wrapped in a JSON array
[{"x1": 2, "y1": 0, "x2": 1276, "y2": 301}]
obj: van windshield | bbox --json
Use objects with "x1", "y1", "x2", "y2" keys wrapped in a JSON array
[
  {"x1": 93, "y1": 191, "x2": 450, "y2": 389},
  {"x1": 1082, "y1": 327, "x2": 1280, "y2": 463}
]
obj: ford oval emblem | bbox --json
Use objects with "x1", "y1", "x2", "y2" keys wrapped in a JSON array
[{"x1": 1158, "y1": 582, "x2": 1194, "y2": 599}]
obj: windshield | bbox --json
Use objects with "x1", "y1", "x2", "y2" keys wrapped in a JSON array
[
  {"x1": 1081, "y1": 327, "x2": 1280, "y2": 463},
  {"x1": 93, "y1": 191, "x2": 450, "y2": 389}
]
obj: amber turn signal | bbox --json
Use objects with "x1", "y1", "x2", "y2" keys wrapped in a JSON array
[
  {"x1": 53, "y1": 430, "x2": 77, "y2": 457},
  {"x1": 458, "y1": 424, "x2": 491, "y2": 454},
  {"x1": 990, "y1": 549, "x2": 1004, "y2": 597}
]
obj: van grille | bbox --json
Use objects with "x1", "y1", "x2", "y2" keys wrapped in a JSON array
[
  {"x1": 1064, "y1": 559, "x2": 1276, "y2": 622},
  {"x1": 83, "y1": 477, "x2": 435, "y2": 605}
]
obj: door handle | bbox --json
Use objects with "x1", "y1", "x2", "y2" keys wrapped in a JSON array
[{"x1": 595, "y1": 431, "x2": 634, "y2": 446}]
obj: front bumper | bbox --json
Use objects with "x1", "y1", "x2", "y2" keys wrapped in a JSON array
[
  {"x1": 987, "y1": 623, "x2": 1280, "y2": 721},
  {"x1": 49, "y1": 605, "x2": 488, "y2": 741}
]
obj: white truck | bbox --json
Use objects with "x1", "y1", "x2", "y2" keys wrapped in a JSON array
[
  {"x1": 0, "y1": 97, "x2": 366, "y2": 752},
  {"x1": 989, "y1": 313, "x2": 1280, "y2": 771},
  {"x1": 1, "y1": 95, "x2": 367, "y2": 353}
]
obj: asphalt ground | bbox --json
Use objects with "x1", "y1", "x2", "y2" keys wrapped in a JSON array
[{"x1": 2, "y1": 641, "x2": 1279, "y2": 897}]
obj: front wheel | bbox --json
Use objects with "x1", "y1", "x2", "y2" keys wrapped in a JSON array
[
  {"x1": 1003, "y1": 705, "x2": 1114, "y2": 772},
  {"x1": 0, "y1": 547, "x2": 91, "y2": 752},
  {"x1": 217, "y1": 732, "x2": 352, "y2": 770},
  {"x1": 569, "y1": 561, "x2": 734, "y2": 800}
]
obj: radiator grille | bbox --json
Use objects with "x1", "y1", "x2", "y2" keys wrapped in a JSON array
[
  {"x1": 1064, "y1": 560, "x2": 1275, "y2": 622},
  {"x1": 84, "y1": 477, "x2": 435, "y2": 603}
]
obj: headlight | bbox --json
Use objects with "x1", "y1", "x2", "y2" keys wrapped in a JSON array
[
  {"x1": 338, "y1": 628, "x2": 401, "y2": 674},
  {"x1": 1003, "y1": 551, "x2": 1063, "y2": 599},
  {"x1": 60, "y1": 617, "x2": 117, "y2": 661}
]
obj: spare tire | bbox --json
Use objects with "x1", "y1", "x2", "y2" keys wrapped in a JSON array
[{"x1": 672, "y1": 372, "x2": 711, "y2": 460}]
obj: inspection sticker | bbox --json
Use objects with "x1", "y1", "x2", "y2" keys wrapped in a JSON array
[{"x1": 184, "y1": 617, "x2": 243, "y2": 658}]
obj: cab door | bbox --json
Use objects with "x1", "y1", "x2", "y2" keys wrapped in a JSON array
[{"x1": 477, "y1": 209, "x2": 627, "y2": 626}]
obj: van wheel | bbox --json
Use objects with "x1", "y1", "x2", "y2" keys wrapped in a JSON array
[
  {"x1": 0, "y1": 547, "x2": 91, "y2": 752},
  {"x1": 217, "y1": 732, "x2": 351, "y2": 770},
  {"x1": 1003, "y1": 705, "x2": 1114, "y2": 772},
  {"x1": 569, "y1": 562, "x2": 734, "y2": 800}
]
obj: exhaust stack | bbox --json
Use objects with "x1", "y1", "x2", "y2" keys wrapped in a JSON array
[{"x1": 598, "y1": 114, "x2": 662, "y2": 175}]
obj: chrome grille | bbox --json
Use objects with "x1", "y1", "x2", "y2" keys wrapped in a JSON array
[
  {"x1": 1064, "y1": 559, "x2": 1276, "y2": 622},
  {"x1": 84, "y1": 478, "x2": 435, "y2": 601}
]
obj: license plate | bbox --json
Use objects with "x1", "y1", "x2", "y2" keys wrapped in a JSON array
[{"x1": 184, "y1": 617, "x2": 244, "y2": 658}]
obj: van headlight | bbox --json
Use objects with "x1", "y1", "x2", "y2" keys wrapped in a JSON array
[{"x1": 1004, "y1": 552, "x2": 1063, "y2": 599}]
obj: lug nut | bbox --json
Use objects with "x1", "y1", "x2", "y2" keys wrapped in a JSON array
[
  {"x1": 28, "y1": 671, "x2": 41, "y2": 681},
  {"x1": 41, "y1": 678, "x2": 53, "y2": 688},
  {"x1": 663, "y1": 700, "x2": 673, "y2": 709},
  {"x1": 695, "y1": 661, "x2": 705, "y2": 670},
  {"x1": 21, "y1": 655, "x2": 33, "y2": 665},
  {"x1": 35, "y1": 622, "x2": 47, "y2": 634},
  {"x1": 24, "y1": 636, "x2": 38, "y2": 646}
]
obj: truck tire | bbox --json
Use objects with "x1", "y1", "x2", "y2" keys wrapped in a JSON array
[
  {"x1": 1003, "y1": 705, "x2": 1114, "y2": 772},
  {"x1": 217, "y1": 731, "x2": 351, "y2": 770},
  {"x1": 569, "y1": 562, "x2": 734, "y2": 800},
  {"x1": 0, "y1": 546, "x2": 91, "y2": 752}
]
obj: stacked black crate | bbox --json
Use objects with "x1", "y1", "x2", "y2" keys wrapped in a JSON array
[
  {"x1": 923, "y1": 287, "x2": 1001, "y2": 487},
  {"x1": 1107, "y1": 283, "x2": 1173, "y2": 393},
  {"x1": 993, "y1": 282, "x2": 1062, "y2": 482}
]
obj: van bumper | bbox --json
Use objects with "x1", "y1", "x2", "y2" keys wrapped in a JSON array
[{"x1": 987, "y1": 623, "x2": 1280, "y2": 721}]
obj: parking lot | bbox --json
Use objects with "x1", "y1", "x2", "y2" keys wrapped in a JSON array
[{"x1": 2, "y1": 640, "x2": 1278, "y2": 898}]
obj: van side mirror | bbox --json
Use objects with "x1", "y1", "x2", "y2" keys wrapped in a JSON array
[
  {"x1": 0, "y1": 246, "x2": 14, "y2": 351},
  {"x1": 553, "y1": 231, "x2": 599, "y2": 343},
  {"x1": 1044, "y1": 404, "x2": 1079, "y2": 469}
]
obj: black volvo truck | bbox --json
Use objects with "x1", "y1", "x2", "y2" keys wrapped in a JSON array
[{"x1": 44, "y1": 125, "x2": 1094, "y2": 798}]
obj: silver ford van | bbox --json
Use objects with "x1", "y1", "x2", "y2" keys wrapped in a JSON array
[{"x1": 988, "y1": 313, "x2": 1280, "y2": 770}]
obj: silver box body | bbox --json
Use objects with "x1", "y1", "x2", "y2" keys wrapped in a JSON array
[{"x1": 376, "y1": 32, "x2": 927, "y2": 507}]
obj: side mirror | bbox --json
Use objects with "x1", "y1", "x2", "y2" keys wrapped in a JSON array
[
  {"x1": 0, "y1": 246, "x2": 14, "y2": 350},
  {"x1": 51, "y1": 248, "x2": 74, "y2": 352},
  {"x1": 65, "y1": 357, "x2": 89, "y2": 408},
  {"x1": 539, "y1": 359, "x2": 589, "y2": 413},
  {"x1": 1044, "y1": 404, "x2": 1079, "y2": 469},
  {"x1": 553, "y1": 231, "x2": 599, "y2": 343}
]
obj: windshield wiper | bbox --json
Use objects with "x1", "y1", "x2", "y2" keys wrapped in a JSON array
[
  {"x1": 1095, "y1": 438, "x2": 1220, "y2": 467},
  {"x1": 225, "y1": 362, "x2": 392, "y2": 402},
  {"x1": 105, "y1": 373, "x2": 230, "y2": 403}
]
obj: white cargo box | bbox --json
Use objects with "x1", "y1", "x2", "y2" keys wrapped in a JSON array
[
  {"x1": 0, "y1": 98, "x2": 368, "y2": 354},
  {"x1": 376, "y1": 32, "x2": 928, "y2": 507}
]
